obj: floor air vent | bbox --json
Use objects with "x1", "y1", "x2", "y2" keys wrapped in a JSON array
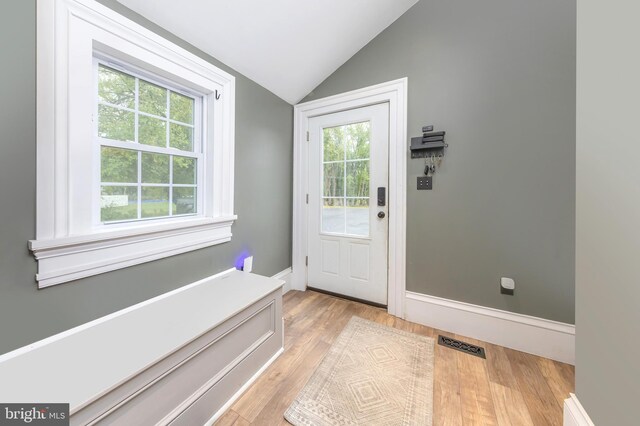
[{"x1": 438, "y1": 335, "x2": 486, "y2": 359}]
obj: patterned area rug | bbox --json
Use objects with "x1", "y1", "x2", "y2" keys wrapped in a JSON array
[{"x1": 285, "y1": 316, "x2": 434, "y2": 426}]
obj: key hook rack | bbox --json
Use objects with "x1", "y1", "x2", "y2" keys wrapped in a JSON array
[
  {"x1": 410, "y1": 125, "x2": 447, "y2": 159},
  {"x1": 411, "y1": 125, "x2": 448, "y2": 190}
]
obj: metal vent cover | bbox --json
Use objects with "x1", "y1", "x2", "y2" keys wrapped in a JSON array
[{"x1": 438, "y1": 335, "x2": 486, "y2": 359}]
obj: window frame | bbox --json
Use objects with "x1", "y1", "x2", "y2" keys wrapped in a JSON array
[
  {"x1": 31, "y1": 0, "x2": 236, "y2": 288},
  {"x1": 92, "y1": 56, "x2": 205, "y2": 227}
]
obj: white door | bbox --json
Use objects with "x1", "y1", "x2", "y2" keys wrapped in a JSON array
[{"x1": 307, "y1": 103, "x2": 389, "y2": 305}]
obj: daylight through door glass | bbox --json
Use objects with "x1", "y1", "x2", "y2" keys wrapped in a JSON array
[{"x1": 321, "y1": 121, "x2": 370, "y2": 236}]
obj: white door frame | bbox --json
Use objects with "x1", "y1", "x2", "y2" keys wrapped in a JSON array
[{"x1": 292, "y1": 78, "x2": 408, "y2": 318}]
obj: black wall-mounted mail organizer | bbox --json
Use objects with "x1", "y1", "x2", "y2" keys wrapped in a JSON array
[{"x1": 410, "y1": 125, "x2": 447, "y2": 158}]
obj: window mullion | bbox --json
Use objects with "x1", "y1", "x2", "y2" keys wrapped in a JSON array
[
  {"x1": 97, "y1": 100, "x2": 136, "y2": 115},
  {"x1": 169, "y1": 155, "x2": 174, "y2": 217},
  {"x1": 166, "y1": 91, "x2": 173, "y2": 214},
  {"x1": 343, "y1": 135, "x2": 347, "y2": 232},
  {"x1": 101, "y1": 182, "x2": 138, "y2": 187},
  {"x1": 195, "y1": 97, "x2": 203, "y2": 216},
  {"x1": 97, "y1": 102, "x2": 194, "y2": 128},
  {"x1": 137, "y1": 151, "x2": 142, "y2": 220},
  {"x1": 167, "y1": 118, "x2": 194, "y2": 128},
  {"x1": 135, "y1": 77, "x2": 142, "y2": 220},
  {"x1": 134, "y1": 78, "x2": 139, "y2": 144},
  {"x1": 99, "y1": 138, "x2": 199, "y2": 158},
  {"x1": 166, "y1": 89, "x2": 171, "y2": 149}
]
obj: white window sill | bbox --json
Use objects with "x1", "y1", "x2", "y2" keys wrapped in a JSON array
[{"x1": 29, "y1": 216, "x2": 237, "y2": 288}]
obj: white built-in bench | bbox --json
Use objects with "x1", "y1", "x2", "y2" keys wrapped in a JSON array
[{"x1": 0, "y1": 269, "x2": 284, "y2": 425}]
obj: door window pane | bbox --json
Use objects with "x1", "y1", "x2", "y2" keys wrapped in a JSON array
[
  {"x1": 322, "y1": 198, "x2": 345, "y2": 234},
  {"x1": 323, "y1": 127, "x2": 344, "y2": 162},
  {"x1": 321, "y1": 120, "x2": 371, "y2": 237},
  {"x1": 346, "y1": 122, "x2": 370, "y2": 160},
  {"x1": 346, "y1": 198, "x2": 369, "y2": 236},
  {"x1": 346, "y1": 160, "x2": 369, "y2": 197},
  {"x1": 323, "y1": 162, "x2": 344, "y2": 197}
]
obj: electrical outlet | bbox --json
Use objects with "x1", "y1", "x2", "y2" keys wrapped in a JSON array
[{"x1": 417, "y1": 176, "x2": 432, "y2": 190}]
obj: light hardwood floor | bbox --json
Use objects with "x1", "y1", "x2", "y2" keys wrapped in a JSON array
[{"x1": 216, "y1": 290, "x2": 574, "y2": 426}]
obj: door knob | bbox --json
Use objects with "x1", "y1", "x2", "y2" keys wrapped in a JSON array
[{"x1": 377, "y1": 211, "x2": 386, "y2": 219}]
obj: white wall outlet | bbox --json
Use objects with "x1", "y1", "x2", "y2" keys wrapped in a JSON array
[
  {"x1": 501, "y1": 277, "x2": 515, "y2": 295},
  {"x1": 243, "y1": 256, "x2": 253, "y2": 273}
]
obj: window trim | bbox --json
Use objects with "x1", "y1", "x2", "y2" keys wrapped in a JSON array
[{"x1": 31, "y1": 0, "x2": 236, "y2": 288}]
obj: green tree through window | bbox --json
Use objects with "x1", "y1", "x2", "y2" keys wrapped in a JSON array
[
  {"x1": 323, "y1": 122, "x2": 370, "y2": 204},
  {"x1": 97, "y1": 63, "x2": 199, "y2": 222}
]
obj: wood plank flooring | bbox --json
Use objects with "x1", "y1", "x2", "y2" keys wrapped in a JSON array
[{"x1": 216, "y1": 290, "x2": 574, "y2": 426}]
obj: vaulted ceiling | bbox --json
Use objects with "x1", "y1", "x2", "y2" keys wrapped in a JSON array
[{"x1": 117, "y1": 0, "x2": 419, "y2": 104}]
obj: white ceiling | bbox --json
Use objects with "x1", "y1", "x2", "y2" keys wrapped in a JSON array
[{"x1": 117, "y1": 0, "x2": 418, "y2": 104}]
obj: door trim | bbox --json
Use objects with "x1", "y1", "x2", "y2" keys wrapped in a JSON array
[{"x1": 292, "y1": 78, "x2": 408, "y2": 318}]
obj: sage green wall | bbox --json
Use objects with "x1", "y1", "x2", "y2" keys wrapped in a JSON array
[
  {"x1": 575, "y1": 1, "x2": 639, "y2": 424},
  {"x1": 304, "y1": 0, "x2": 576, "y2": 323},
  {"x1": 0, "y1": 0, "x2": 292, "y2": 355}
]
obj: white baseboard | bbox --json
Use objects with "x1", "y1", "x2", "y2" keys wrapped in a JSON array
[
  {"x1": 204, "y1": 347, "x2": 284, "y2": 425},
  {"x1": 272, "y1": 267, "x2": 293, "y2": 294},
  {"x1": 564, "y1": 394, "x2": 594, "y2": 426},
  {"x1": 405, "y1": 291, "x2": 575, "y2": 364}
]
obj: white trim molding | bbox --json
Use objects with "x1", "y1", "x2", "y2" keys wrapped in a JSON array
[
  {"x1": 30, "y1": 217, "x2": 235, "y2": 288},
  {"x1": 33, "y1": 0, "x2": 236, "y2": 287},
  {"x1": 292, "y1": 78, "x2": 408, "y2": 317},
  {"x1": 272, "y1": 267, "x2": 293, "y2": 295},
  {"x1": 564, "y1": 394, "x2": 595, "y2": 426},
  {"x1": 405, "y1": 291, "x2": 576, "y2": 364}
]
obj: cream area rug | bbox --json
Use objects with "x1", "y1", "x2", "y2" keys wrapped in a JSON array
[{"x1": 285, "y1": 316, "x2": 434, "y2": 426}]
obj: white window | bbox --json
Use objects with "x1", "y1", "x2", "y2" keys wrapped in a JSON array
[
  {"x1": 30, "y1": 0, "x2": 236, "y2": 288},
  {"x1": 95, "y1": 59, "x2": 203, "y2": 224}
]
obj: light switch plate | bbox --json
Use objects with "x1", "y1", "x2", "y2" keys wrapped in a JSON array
[{"x1": 417, "y1": 176, "x2": 432, "y2": 190}]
